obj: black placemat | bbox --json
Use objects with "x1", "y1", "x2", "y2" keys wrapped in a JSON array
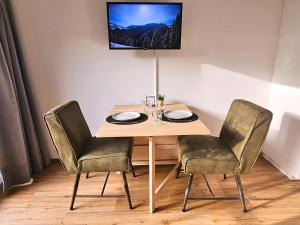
[
  {"x1": 162, "y1": 113, "x2": 198, "y2": 123},
  {"x1": 106, "y1": 113, "x2": 148, "y2": 125}
]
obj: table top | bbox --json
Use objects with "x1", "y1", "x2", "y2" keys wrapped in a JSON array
[{"x1": 96, "y1": 104, "x2": 210, "y2": 137}]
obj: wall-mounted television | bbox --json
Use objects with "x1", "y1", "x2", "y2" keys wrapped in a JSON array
[{"x1": 106, "y1": 2, "x2": 182, "y2": 49}]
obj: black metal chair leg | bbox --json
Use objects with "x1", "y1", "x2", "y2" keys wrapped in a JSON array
[
  {"x1": 100, "y1": 172, "x2": 110, "y2": 196},
  {"x1": 129, "y1": 161, "x2": 136, "y2": 177},
  {"x1": 182, "y1": 173, "x2": 193, "y2": 212},
  {"x1": 70, "y1": 174, "x2": 81, "y2": 210},
  {"x1": 121, "y1": 171, "x2": 133, "y2": 209},
  {"x1": 176, "y1": 162, "x2": 182, "y2": 179},
  {"x1": 224, "y1": 174, "x2": 227, "y2": 180},
  {"x1": 202, "y1": 175, "x2": 215, "y2": 198},
  {"x1": 235, "y1": 174, "x2": 247, "y2": 212},
  {"x1": 86, "y1": 172, "x2": 89, "y2": 179}
]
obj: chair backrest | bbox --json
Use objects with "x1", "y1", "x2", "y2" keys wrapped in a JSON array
[
  {"x1": 220, "y1": 99, "x2": 273, "y2": 174},
  {"x1": 44, "y1": 101, "x2": 92, "y2": 173}
]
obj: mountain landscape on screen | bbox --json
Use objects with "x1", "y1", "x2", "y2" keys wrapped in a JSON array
[{"x1": 107, "y1": 3, "x2": 182, "y2": 49}]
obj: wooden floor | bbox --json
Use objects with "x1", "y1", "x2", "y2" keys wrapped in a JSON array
[{"x1": 1, "y1": 157, "x2": 300, "y2": 225}]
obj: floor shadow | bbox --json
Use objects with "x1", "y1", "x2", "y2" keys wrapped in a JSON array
[
  {"x1": 248, "y1": 189, "x2": 300, "y2": 213},
  {"x1": 271, "y1": 214, "x2": 300, "y2": 225},
  {"x1": 155, "y1": 201, "x2": 181, "y2": 212}
]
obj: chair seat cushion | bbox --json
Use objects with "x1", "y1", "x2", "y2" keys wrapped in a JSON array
[
  {"x1": 178, "y1": 135, "x2": 239, "y2": 174},
  {"x1": 78, "y1": 137, "x2": 132, "y2": 172}
]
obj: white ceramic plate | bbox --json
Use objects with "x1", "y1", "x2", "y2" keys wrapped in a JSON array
[
  {"x1": 112, "y1": 112, "x2": 141, "y2": 121},
  {"x1": 164, "y1": 110, "x2": 193, "y2": 120}
]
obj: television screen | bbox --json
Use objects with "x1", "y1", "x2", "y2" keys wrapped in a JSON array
[{"x1": 106, "y1": 2, "x2": 182, "y2": 49}]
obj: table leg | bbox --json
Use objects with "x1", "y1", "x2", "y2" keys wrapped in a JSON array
[
  {"x1": 155, "y1": 164, "x2": 178, "y2": 195},
  {"x1": 149, "y1": 136, "x2": 156, "y2": 213}
]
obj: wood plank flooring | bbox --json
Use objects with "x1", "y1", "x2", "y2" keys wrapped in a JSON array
[{"x1": 1, "y1": 157, "x2": 300, "y2": 225}]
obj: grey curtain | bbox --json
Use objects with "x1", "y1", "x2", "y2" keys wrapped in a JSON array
[{"x1": 0, "y1": 0, "x2": 50, "y2": 193}]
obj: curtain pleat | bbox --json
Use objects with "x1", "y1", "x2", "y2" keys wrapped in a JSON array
[{"x1": 0, "y1": 0, "x2": 50, "y2": 194}]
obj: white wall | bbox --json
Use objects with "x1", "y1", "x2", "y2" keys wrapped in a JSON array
[
  {"x1": 11, "y1": 0, "x2": 283, "y2": 158},
  {"x1": 159, "y1": 0, "x2": 282, "y2": 134},
  {"x1": 263, "y1": 0, "x2": 300, "y2": 179}
]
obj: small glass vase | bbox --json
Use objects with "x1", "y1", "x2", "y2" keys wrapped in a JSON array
[
  {"x1": 157, "y1": 100, "x2": 164, "y2": 108},
  {"x1": 156, "y1": 100, "x2": 165, "y2": 121}
]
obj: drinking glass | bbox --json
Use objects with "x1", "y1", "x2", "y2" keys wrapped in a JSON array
[
  {"x1": 141, "y1": 93, "x2": 147, "y2": 105},
  {"x1": 156, "y1": 101, "x2": 166, "y2": 122},
  {"x1": 149, "y1": 102, "x2": 157, "y2": 118},
  {"x1": 141, "y1": 94, "x2": 149, "y2": 114},
  {"x1": 156, "y1": 107, "x2": 165, "y2": 121}
]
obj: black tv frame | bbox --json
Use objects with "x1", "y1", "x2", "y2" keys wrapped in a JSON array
[{"x1": 106, "y1": 2, "x2": 183, "y2": 50}]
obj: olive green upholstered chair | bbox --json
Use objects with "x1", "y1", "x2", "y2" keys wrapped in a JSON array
[
  {"x1": 44, "y1": 101, "x2": 135, "y2": 210},
  {"x1": 177, "y1": 99, "x2": 273, "y2": 212}
]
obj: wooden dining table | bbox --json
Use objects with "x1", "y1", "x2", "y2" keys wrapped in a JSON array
[{"x1": 96, "y1": 103, "x2": 210, "y2": 213}]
